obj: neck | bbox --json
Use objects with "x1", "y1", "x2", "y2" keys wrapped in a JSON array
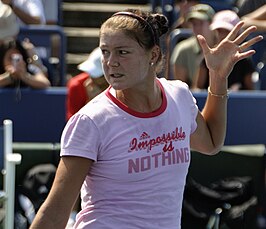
[{"x1": 116, "y1": 80, "x2": 162, "y2": 113}]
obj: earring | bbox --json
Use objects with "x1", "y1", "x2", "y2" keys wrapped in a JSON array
[{"x1": 150, "y1": 62, "x2": 154, "y2": 66}]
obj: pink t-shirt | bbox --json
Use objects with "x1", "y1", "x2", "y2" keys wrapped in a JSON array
[{"x1": 60, "y1": 78, "x2": 198, "y2": 229}]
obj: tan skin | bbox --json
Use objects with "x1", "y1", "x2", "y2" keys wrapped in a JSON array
[
  {"x1": 30, "y1": 21, "x2": 262, "y2": 229},
  {"x1": 2, "y1": 0, "x2": 43, "y2": 24},
  {"x1": 0, "y1": 49, "x2": 50, "y2": 88},
  {"x1": 101, "y1": 29, "x2": 162, "y2": 113},
  {"x1": 84, "y1": 76, "x2": 109, "y2": 102},
  {"x1": 173, "y1": 18, "x2": 216, "y2": 84},
  {"x1": 241, "y1": 4, "x2": 266, "y2": 32},
  {"x1": 194, "y1": 28, "x2": 254, "y2": 90},
  {"x1": 172, "y1": 0, "x2": 199, "y2": 29}
]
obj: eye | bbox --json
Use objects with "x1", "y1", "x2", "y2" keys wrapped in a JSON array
[
  {"x1": 101, "y1": 49, "x2": 109, "y2": 56},
  {"x1": 119, "y1": 50, "x2": 129, "y2": 55}
]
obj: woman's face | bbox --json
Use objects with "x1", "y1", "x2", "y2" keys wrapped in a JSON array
[
  {"x1": 3, "y1": 48, "x2": 21, "y2": 68},
  {"x1": 99, "y1": 29, "x2": 153, "y2": 91}
]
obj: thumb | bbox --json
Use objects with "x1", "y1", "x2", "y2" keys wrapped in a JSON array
[{"x1": 197, "y1": 35, "x2": 210, "y2": 55}]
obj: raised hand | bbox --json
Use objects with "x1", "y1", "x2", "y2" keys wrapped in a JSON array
[{"x1": 197, "y1": 21, "x2": 263, "y2": 80}]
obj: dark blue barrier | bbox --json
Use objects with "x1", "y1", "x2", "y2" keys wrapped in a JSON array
[
  {"x1": 0, "y1": 88, "x2": 67, "y2": 143},
  {"x1": 1, "y1": 88, "x2": 266, "y2": 146},
  {"x1": 194, "y1": 91, "x2": 266, "y2": 145}
]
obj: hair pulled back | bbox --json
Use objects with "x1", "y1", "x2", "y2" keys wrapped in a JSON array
[
  {"x1": 101, "y1": 9, "x2": 168, "y2": 49},
  {"x1": 100, "y1": 9, "x2": 169, "y2": 73}
]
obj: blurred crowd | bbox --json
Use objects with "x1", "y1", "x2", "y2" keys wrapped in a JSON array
[
  {"x1": 0, "y1": 0, "x2": 265, "y2": 92},
  {"x1": 166, "y1": 0, "x2": 266, "y2": 91}
]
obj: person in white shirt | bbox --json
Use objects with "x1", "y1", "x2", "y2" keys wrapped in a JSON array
[{"x1": 1, "y1": 0, "x2": 46, "y2": 25}]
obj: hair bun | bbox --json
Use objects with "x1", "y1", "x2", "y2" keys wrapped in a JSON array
[{"x1": 152, "y1": 13, "x2": 169, "y2": 37}]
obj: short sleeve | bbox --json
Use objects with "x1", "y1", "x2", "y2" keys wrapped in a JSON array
[
  {"x1": 60, "y1": 113, "x2": 101, "y2": 161},
  {"x1": 189, "y1": 91, "x2": 198, "y2": 134},
  {"x1": 180, "y1": 81, "x2": 198, "y2": 134},
  {"x1": 162, "y1": 78, "x2": 198, "y2": 134}
]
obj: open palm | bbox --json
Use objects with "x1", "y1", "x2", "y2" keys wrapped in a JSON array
[{"x1": 197, "y1": 21, "x2": 263, "y2": 80}]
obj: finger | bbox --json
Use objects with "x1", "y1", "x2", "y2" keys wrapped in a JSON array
[
  {"x1": 233, "y1": 25, "x2": 258, "y2": 45},
  {"x1": 238, "y1": 35, "x2": 263, "y2": 52},
  {"x1": 237, "y1": 50, "x2": 256, "y2": 61},
  {"x1": 226, "y1": 21, "x2": 245, "y2": 41},
  {"x1": 196, "y1": 35, "x2": 210, "y2": 55}
]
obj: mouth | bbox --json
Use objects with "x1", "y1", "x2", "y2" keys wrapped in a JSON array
[{"x1": 110, "y1": 73, "x2": 124, "y2": 78}]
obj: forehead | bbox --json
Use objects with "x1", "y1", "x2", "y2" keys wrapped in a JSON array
[
  {"x1": 99, "y1": 28, "x2": 138, "y2": 48},
  {"x1": 189, "y1": 18, "x2": 210, "y2": 25}
]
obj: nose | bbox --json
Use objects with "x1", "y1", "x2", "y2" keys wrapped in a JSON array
[{"x1": 107, "y1": 53, "x2": 120, "y2": 67}]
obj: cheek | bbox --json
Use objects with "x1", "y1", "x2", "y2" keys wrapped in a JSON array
[
  {"x1": 102, "y1": 62, "x2": 107, "y2": 72},
  {"x1": 134, "y1": 60, "x2": 150, "y2": 79},
  {"x1": 126, "y1": 60, "x2": 143, "y2": 76}
]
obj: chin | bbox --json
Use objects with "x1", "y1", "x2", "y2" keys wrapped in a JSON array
[
  {"x1": 110, "y1": 82, "x2": 129, "y2": 91},
  {"x1": 111, "y1": 84, "x2": 125, "y2": 90}
]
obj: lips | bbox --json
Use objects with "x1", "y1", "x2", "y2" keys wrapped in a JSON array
[{"x1": 110, "y1": 73, "x2": 123, "y2": 78}]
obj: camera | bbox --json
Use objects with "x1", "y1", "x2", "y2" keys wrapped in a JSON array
[{"x1": 11, "y1": 53, "x2": 22, "y2": 68}]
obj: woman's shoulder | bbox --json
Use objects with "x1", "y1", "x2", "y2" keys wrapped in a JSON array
[
  {"x1": 158, "y1": 77, "x2": 193, "y2": 99},
  {"x1": 79, "y1": 91, "x2": 111, "y2": 114},
  {"x1": 158, "y1": 77, "x2": 189, "y2": 90}
]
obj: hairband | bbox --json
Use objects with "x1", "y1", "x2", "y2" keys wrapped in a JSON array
[{"x1": 112, "y1": 11, "x2": 158, "y2": 45}]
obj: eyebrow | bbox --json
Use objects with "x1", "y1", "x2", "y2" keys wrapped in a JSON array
[{"x1": 100, "y1": 45, "x2": 134, "y2": 50}]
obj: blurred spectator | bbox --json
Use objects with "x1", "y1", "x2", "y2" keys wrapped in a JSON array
[
  {"x1": 1, "y1": 0, "x2": 46, "y2": 25},
  {"x1": 66, "y1": 47, "x2": 109, "y2": 120},
  {"x1": 193, "y1": 10, "x2": 255, "y2": 91},
  {"x1": 170, "y1": 4, "x2": 216, "y2": 86},
  {"x1": 237, "y1": 0, "x2": 266, "y2": 18},
  {"x1": 39, "y1": 0, "x2": 61, "y2": 75},
  {"x1": 164, "y1": 0, "x2": 199, "y2": 80},
  {"x1": 171, "y1": 0, "x2": 200, "y2": 30},
  {"x1": 237, "y1": 0, "x2": 266, "y2": 66},
  {"x1": 0, "y1": 4, "x2": 50, "y2": 89},
  {"x1": 240, "y1": 4, "x2": 266, "y2": 31}
]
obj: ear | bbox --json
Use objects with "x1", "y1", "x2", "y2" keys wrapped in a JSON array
[{"x1": 150, "y1": 45, "x2": 160, "y2": 64}]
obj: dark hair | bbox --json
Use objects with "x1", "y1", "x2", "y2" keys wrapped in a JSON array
[
  {"x1": 100, "y1": 9, "x2": 169, "y2": 73},
  {"x1": 0, "y1": 39, "x2": 29, "y2": 74},
  {"x1": 101, "y1": 9, "x2": 168, "y2": 49}
]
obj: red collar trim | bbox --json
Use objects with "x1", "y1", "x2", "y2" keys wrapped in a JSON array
[{"x1": 105, "y1": 79, "x2": 167, "y2": 118}]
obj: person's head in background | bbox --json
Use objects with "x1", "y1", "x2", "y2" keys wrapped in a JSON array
[
  {"x1": 78, "y1": 47, "x2": 108, "y2": 91},
  {"x1": 173, "y1": 0, "x2": 200, "y2": 28},
  {"x1": 186, "y1": 4, "x2": 216, "y2": 45},
  {"x1": 0, "y1": 3, "x2": 23, "y2": 73},
  {"x1": 210, "y1": 10, "x2": 240, "y2": 43},
  {"x1": 0, "y1": 3, "x2": 50, "y2": 89}
]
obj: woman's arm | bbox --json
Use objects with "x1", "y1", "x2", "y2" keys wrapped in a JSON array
[
  {"x1": 242, "y1": 4, "x2": 266, "y2": 32},
  {"x1": 0, "y1": 72, "x2": 15, "y2": 87},
  {"x1": 190, "y1": 22, "x2": 263, "y2": 155},
  {"x1": 2, "y1": 0, "x2": 46, "y2": 25},
  {"x1": 8, "y1": 57, "x2": 51, "y2": 89},
  {"x1": 20, "y1": 71, "x2": 51, "y2": 89},
  {"x1": 30, "y1": 156, "x2": 93, "y2": 229}
]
